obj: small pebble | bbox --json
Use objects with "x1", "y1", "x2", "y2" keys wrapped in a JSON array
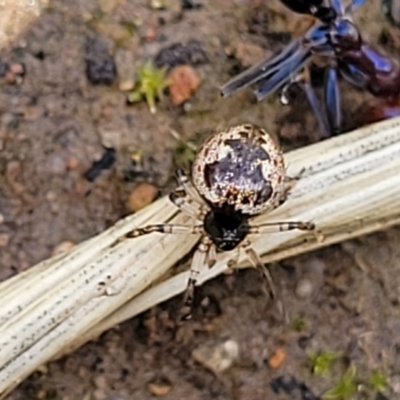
[
  {"x1": 155, "y1": 40, "x2": 207, "y2": 68},
  {"x1": 144, "y1": 26, "x2": 157, "y2": 42},
  {"x1": 192, "y1": 339, "x2": 239, "y2": 375},
  {"x1": 295, "y1": 278, "x2": 313, "y2": 298},
  {"x1": 168, "y1": 65, "x2": 201, "y2": 106},
  {"x1": 147, "y1": 376, "x2": 172, "y2": 396},
  {"x1": 94, "y1": 375, "x2": 107, "y2": 390},
  {"x1": 234, "y1": 42, "x2": 266, "y2": 68},
  {"x1": 52, "y1": 241, "x2": 75, "y2": 256},
  {"x1": 268, "y1": 347, "x2": 286, "y2": 369},
  {"x1": 93, "y1": 389, "x2": 107, "y2": 400},
  {"x1": 84, "y1": 147, "x2": 116, "y2": 182},
  {"x1": 390, "y1": 375, "x2": 400, "y2": 393},
  {"x1": 3, "y1": 63, "x2": 25, "y2": 85},
  {"x1": 182, "y1": 0, "x2": 202, "y2": 9},
  {"x1": 149, "y1": 0, "x2": 165, "y2": 9},
  {"x1": 85, "y1": 36, "x2": 116, "y2": 85},
  {"x1": 0, "y1": 60, "x2": 8, "y2": 76},
  {"x1": 67, "y1": 156, "x2": 79, "y2": 170},
  {"x1": 36, "y1": 390, "x2": 47, "y2": 399},
  {"x1": 114, "y1": 49, "x2": 136, "y2": 92},
  {"x1": 4, "y1": 71, "x2": 17, "y2": 84},
  {"x1": 270, "y1": 375, "x2": 299, "y2": 394},
  {"x1": 9, "y1": 63, "x2": 25, "y2": 76},
  {"x1": 0, "y1": 234, "x2": 10, "y2": 247},
  {"x1": 127, "y1": 183, "x2": 158, "y2": 212},
  {"x1": 48, "y1": 154, "x2": 67, "y2": 175},
  {"x1": 98, "y1": 0, "x2": 120, "y2": 13}
]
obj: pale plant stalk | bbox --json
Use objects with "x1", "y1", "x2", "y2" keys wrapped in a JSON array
[
  {"x1": 0, "y1": 1, "x2": 47, "y2": 49},
  {"x1": 1, "y1": 117, "x2": 400, "y2": 398}
]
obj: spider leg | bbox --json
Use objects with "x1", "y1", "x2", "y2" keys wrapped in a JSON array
[
  {"x1": 242, "y1": 241, "x2": 289, "y2": 322},
  {"x1": 169, "y1": 191, "x2": 202, "y2": 220},
  {"x1": 226, "y1": 248, "x2": 240, "y2": 269},
  {"x1": 242, "y1": 240, "x2": 276, "y2": 300},
  {"x1": 182, "y1": 236, "x2": 212, "y2": 319},
  {"x1": 124, "y1": 223, "x2": 203, "y2": 239},
  {"x1": 176, "y1": 169, "x2": 205, "y2": 205},
  {"x1": 247, "y1": 220, "x2": 315, "y2": 234},
  {"x1": 207, "y1": 243, "x2": 217, "y2": 267}
]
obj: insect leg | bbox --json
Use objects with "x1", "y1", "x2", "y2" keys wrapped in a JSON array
[
  {"x1": 324, "y1": 63, "x2": 341, "y2": 135},
  {"x1": 220, "y1": 39, "x2": 304, "y2": 96},
  {"x1": 254, "y1": 46, "x2": 311, "y2": 100},
  {"x1": 296, "y1": 68, "x2": 332, "y2": 138},
  {"x1": 346, "y1": 0, "x2": 366, "y2": 14}
]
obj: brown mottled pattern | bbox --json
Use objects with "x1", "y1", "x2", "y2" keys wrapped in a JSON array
[{"x1": 193, "y1": 125, "x2": 287, "y2": 216}]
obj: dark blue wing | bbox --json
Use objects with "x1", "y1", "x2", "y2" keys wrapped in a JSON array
[
  {"x1": 253, "y1": 47, "x2": 311, "y2": 100},
  {"x1": 220, "y1": 39, "x2": 303, "y2": 97}
]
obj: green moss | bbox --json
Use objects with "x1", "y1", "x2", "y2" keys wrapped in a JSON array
[
  {"x1": 308, "y1": 350, "x2": 340, "y2": 377},
  {"x1": 368, "y1": 369, "x2": 387, "y2": 394},
  {"x1": 173, "y1": 141, "x2": 196, "y2": 171},
  {"x1": 128, "y1": 61, "x2": 169, "y2": 113},
  {"x1": 323, "y1": 365, "x2": 358, "y2": 400},
  {"x1": 292, "y1": 315, "x2": 307, "y2": 332}
]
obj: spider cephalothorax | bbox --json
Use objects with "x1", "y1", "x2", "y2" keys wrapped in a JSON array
[{"x1": 123, "y1": 124, "x2": 315, "y2": 318}]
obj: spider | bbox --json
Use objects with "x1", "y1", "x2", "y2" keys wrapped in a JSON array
[{"x1": 124, "y1": 124, "x2": 315, "y2": 318}]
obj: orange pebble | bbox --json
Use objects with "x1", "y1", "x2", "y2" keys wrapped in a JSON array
[
  {"x1": 268, "y1": 347, "x2": 286, "y2": 369},
  {"x1": 168, "y1": 65, "x2": 201, "y2": 106}
]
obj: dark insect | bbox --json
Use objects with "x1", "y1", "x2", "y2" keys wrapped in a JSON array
[
  {"x1": 118, "y1": 124, "x2": 315, "y2": 318},
  {"x1": 221, "y1": 0, "x2": 400, "y2": 137}
]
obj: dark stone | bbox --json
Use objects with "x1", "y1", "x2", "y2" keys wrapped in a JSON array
[
  {"x1": 181, "y1": 0, "x2": 203, "y2": 10},
  {"x1": 85, "y1": 36, "x2": 116, "y2": 85},
  {"x1": 154, "y1": 40, "x2": 208, "y2": 69},
  {"x1": 270, "y1": 375, "x2": 298, "y2": 394},
  {"x1": 0, "y1": 61, "x2": 9, "y2": 77},
  {"x1": 84, "y1": 147, "x2": 117, "y2": 182}
]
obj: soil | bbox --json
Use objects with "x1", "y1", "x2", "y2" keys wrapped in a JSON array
[{"x1": 1, "y1": 0, "x2": 400, "y2": 399}]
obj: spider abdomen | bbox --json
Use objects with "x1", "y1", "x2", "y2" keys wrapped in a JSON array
[{"x1": 193, "y1": 124, "x2": 287, "y2": 216}]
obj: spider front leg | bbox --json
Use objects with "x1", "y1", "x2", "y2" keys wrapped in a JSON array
[
  {"x1": 169, "y1": 190, "x2": 203, "y2": 220},
  {"x1": 176, "y1": 169, "x2": 205, "y2": 206},
  {"x1": 125, "y1": 223, "x2": 203, "y2": 238},
  {"x1": 182, "y1": 236, "x2": 213, "y2": 319}
]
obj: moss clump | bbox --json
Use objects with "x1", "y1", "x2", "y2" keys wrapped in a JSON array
[{"x1": 128, "y1": 61, "x2": 169, "y2": 113}]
